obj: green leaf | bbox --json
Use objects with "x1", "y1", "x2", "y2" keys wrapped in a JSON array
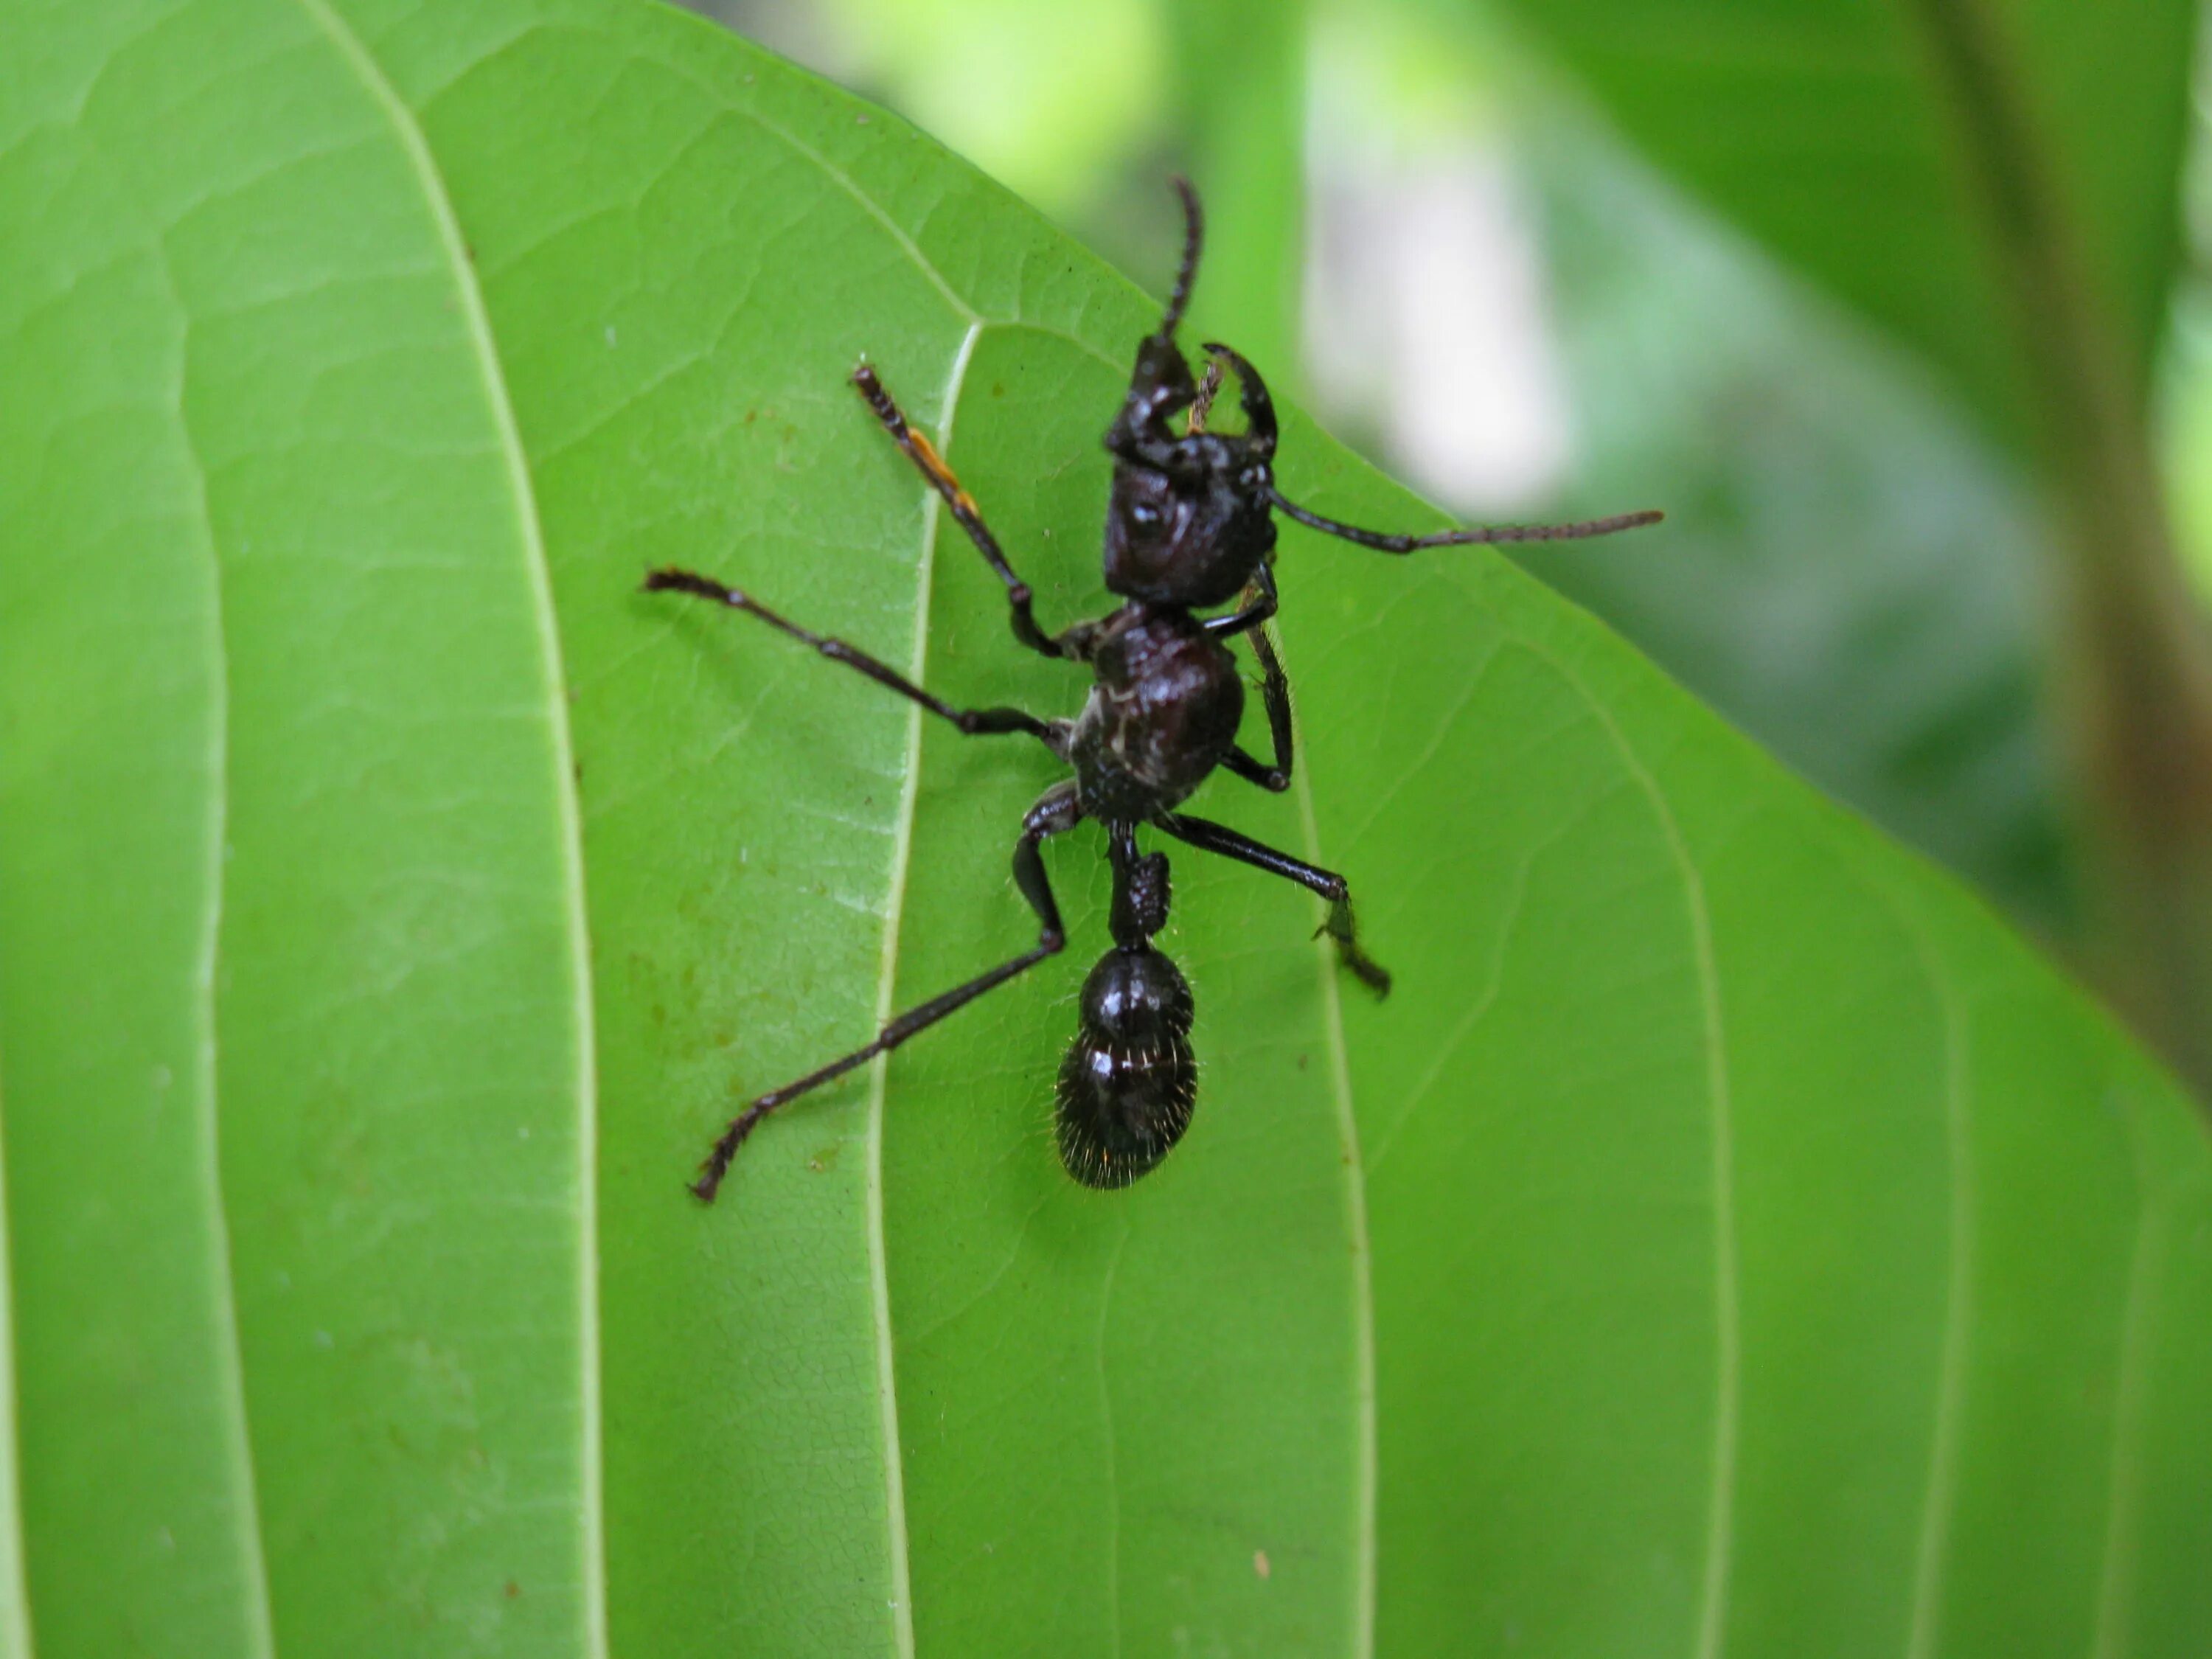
[
  {"x1": 1446, "y1": 0, "x2": 2212, "y2": 1096},
  {"x1": 1, "y1": 1, "x2": 2209, "y2": 1655},
  {"x1": 1465, "y1": 0, "x2": 2194, "y2": 448},
  {"x1": 1168, "y1": 0, "x2": 1307, "y2": 381}
]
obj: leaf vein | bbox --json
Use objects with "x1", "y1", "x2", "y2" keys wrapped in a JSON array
[
  {"x1": 864, "y1": 316, "x2": 986, "y2": 1658},
  {"x1": 1509, "y1": 633, "x2": 1739, "y2": 1659},
  {"x1": 116, "y1": 122, "x2": 279, "y2": 1659},
  {"x1": 284, "y1": 2, "x2": 608, "y2": 1652},
  {"x1": 1280, "y1": 640, "x2": 1378, "y2": 1659}
]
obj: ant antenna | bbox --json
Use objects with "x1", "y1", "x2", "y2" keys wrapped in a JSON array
[
  {"x1": 1266, "y1": 489, "x2": 1663, "y2": 552},
  {"x1": 1159, "y1": 176, "x2": 1203, "y2": 339}
]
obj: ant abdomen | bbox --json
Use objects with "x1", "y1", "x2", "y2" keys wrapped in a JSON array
[{"x1": 1055, "y1": 945, "x2": 1197, "y2": 1189}]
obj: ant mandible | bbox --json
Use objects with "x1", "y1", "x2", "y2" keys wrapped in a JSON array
[{"x1": 647, "y1": 179, "x2": 1660, "y2": 1202}]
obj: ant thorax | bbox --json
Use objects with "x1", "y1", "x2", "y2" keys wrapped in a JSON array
[{"x1": 1063, "y1": 602, "x2": 1244, "y2": 823}]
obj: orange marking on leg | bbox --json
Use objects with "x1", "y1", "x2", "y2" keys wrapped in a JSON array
[
  {"x1": 905, "y1": 427, "x2": 979, "y2": 515},
  {"x1": 906, "y1": 428, "x2": 953, "y2": 483}
]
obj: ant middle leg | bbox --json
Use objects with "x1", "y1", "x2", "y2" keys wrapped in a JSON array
[
  {"x1": 692, "y1": 781, "x2": 1084, "y2": 1202},
  {"x1": 1206, "y1": 566, "x2": 1293, "y2": 793},
  {"x1": 644, "y1": 567, "x2": 1063, "y2": 745},
  {"x1": 1152, "y1": 810, "x2": 1391, "y2": 997},
  {"x1": 849, "y1": 364, "x2": 1077, "y2": 661}
]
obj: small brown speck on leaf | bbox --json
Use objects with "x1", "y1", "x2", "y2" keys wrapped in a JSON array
[
  {"x1": 1253, "y1": 1550, "x2": 1270, "y2": 1580},
  {"x1": 504, "y1": 1580, "x2": 521, "y2": 1599}
]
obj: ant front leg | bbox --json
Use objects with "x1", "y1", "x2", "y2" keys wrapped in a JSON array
[
  {"x1": 644, "y1": 568, "x2": 1066, "y2": 748},
  {"x1": 1153, "y1": 810, "x2": 1391, "y2": 997},
  {"x1": 693, "y1": 781, "x2": 1085, "y2": 1202},
  {"x1": 1208, "y1": 566, "x2": 1293, "y2": 793},
  {"x1": 851, "y1": 364, "x2": 1082, "y2": 661}
]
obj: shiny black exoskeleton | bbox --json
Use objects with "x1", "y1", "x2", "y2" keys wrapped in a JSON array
[
  {"x1": 649, "y1": 180, "x2": 1661, "y2": 1202},
  {"x1": 1057, "y1": 948, "x2": 1196, "y2": 1189},
  {"x1": 1054, "y1": 830, "x2": 1196, "y2": 1186}
]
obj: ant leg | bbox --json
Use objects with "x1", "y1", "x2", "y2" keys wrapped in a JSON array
[
  {"x1": 1209, "y1": 568, "x2": 1292, "y2": 793},
  {"x1": 1152, "y1": 810, "x2": 1391, "y2": 997},
  {"x1": 694, "y1": 782, "x2": 1084, "y2": 1202},
  {"x1": 1221, "y1": 623, "x2": 1290, "y2": 793},
  {"x1": 849, "y1": 364, "x2": 1075, "y2": 661},
  {"x1": 644, "y1": 568, "x2": 1063, "y2": 745},
  {"x1": 1204, "y1": 560, "x2": 1279, "y2": 639},
  {"x1": 1223, "y1": 739, "x2": 1288, "y2": 794}
]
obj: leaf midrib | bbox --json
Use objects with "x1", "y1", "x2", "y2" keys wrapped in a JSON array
[
  {"x1": 864, "y1": 317, "x2": 989, "y2": 1659},
  {"x1": 1290, "y1": 723, "x2": 1380, "y2": 1658}
]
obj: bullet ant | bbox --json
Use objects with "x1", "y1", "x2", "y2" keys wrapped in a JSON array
[{"x1": 648, "y1": 180, "x2": 1660, "y2": 1200}]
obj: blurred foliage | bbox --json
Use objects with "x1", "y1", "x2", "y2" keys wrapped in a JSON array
[
  {"x1": 729, "y1": 0, "x2": 1167, "y2": 215},
  {"x1": 1164, "y1": 0, "x2": 1306, "y2": 379},
  {"x1": 1525, "y1": 108, "x2": 2073, "y2": 937},
  {"x1": 1458, "y1": 0, "x2": 2212, "y2": 1091},
  {"x1": 2161, "y1": 118, "x2": 2212, "y2": 598}
]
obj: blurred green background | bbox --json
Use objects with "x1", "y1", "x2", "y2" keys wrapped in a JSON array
[{"x1": 695, "y1": 0, "x2": 2212, "y2": 1102}]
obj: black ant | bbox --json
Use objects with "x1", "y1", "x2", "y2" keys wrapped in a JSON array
[{"x1": 647, "y1": 179, "x2": 1660, "y2": 1201}]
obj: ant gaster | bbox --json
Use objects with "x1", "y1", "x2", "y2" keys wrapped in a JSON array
[{"x1": 648, "y1": 179, "x2": 1660, "y2": 1200}]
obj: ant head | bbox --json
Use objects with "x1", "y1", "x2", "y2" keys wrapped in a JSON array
[
  {"x1": 1095, "y1": 181, "x2": 1279, "y2": 611},
  {"x1": 1054, "y1": 945, "x2": 1197, "y2": 1189},
  {"x1": 1102, "y1": 338, "x2": 1280, "y2": 609}
]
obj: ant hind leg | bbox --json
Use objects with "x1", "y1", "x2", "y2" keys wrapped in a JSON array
[
  {"x1": 691, "y1": 782, "x2": 1084, "y2": 1202},
  {"x1": 1152, "y1": 810, "x2": 1391, "y2": 996}
]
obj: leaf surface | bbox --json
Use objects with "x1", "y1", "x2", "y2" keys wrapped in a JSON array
[{"x1": 1, "y1": 1, "x2": 2209, "y2": 1655}]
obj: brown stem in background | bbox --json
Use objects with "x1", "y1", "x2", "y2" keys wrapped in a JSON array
[{"x1": 1910, "y1": 0, "x2": 2212, "y2": 1093}]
